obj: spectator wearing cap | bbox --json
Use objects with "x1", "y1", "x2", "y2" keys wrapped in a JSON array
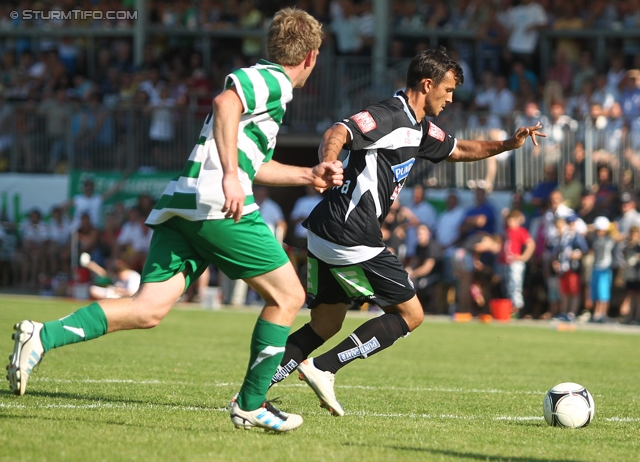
[
  {"x1": 577, "y1": 187, "x2": 606, "y2": 312},
  {"x1": 538, "y1": 189, "x2": 575, "y2": 251},
  {"x1": 551, "y1": 214, "x2": 588, "y2": 321},
  {"x1": 589, "y1": 216, "x2": 615, "y2": 323},
  {"x1": 617, "y1": 192, "x2": 640, "y2": 240}
]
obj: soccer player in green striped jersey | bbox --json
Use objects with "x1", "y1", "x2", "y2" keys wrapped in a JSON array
[{"x1": 7, "y1": 8, "x2": 342, "y2": 433}]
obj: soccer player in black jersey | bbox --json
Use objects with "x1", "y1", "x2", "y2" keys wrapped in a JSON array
[{"x1": 271, "y1": 48, "x2": 545, "y2": 416}]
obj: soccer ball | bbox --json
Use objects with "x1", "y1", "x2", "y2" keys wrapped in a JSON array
[{"x1": 543, "y1": 382, "x2": 595, "y2": 428}]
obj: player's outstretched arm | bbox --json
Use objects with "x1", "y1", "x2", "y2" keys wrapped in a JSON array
[
  {"x1": 254, "y1": 160, "x2": 343, "y2": 193},
  {"x1": 213, "y1": 86, "x2": 245, "y2": 222},
  {"x1": 447, "y1": 122, "x2": 545, "y2": 163}
]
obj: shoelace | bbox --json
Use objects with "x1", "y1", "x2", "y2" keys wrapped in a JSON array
[
  {"x1": 263, "y1": 398, "x2": 288, "y2": 421},
  {"x1": 323, "y1": 370, "x2": 335, "y2": 386}
]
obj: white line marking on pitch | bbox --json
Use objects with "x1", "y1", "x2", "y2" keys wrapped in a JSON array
[
  {"x1": 0, "y1": 402, "x2": 637, "y2": 422},
  {"x1": 32, "y1": 378, "x2": 549, "y2": 396}
]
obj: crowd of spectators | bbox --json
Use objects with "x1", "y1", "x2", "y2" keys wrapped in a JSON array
[
  {"x1": 2, "y1": 162, "x2": 640, "y2": 325},
  {"x1": 0, "y1": 1, "x2": 640, "y2": 174},
  {"x1": 383, "y1": 169, "x2": 640, "y2": 325},
  {"x1": 2, "y1": 0, "x2": 640, "y2": 320},
  {"x1": 0, "y1": 178, "x2": 155, "y2": 299}
]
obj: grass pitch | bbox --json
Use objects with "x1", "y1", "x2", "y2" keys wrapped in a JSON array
[{"x1": 0, "y1": 295, "x2": 638, "y2": 461}]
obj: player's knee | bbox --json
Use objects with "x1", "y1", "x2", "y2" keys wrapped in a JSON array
[
  {"x1": 412, "y1": 309, "x2": 425, "y2": 330},
  {"x1": 311, "y1": 317, "x2": 343, "y2": 339},
  {"x1": 404, "y1": 308, "x2": 424, "y2": 331},
  {"x1": 285, "y1": 285, "x2": 307, "y2": 310},
  {"x1": 265, "y1": 284, "x2": 306, "y2": 312},
  {"x1": 328, "y1": 318, "x2": 344, "y2": 337},
  {"x1": 131, "y1": 296, "x2": 172, "y2": 329},
  {"x1": 136, "y1": 307, "x2": 167, "y2": 329}
]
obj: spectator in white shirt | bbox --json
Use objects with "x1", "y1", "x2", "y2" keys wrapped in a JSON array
[
  {"x1": 490, "y1": 76, "x2": 516, "y2": 118},
  {"x1": 147, "y1": 85, "x2": 177, "y2": 170},
  {"x1": 255, "y1": 186, "x2": 287, "y2": 244},
  {"x1": 117, "y1": 207, "x2": 153, "y2": 272},
  {"x1": 80, "y1": 252, "x2": 141, "y2": 300},
  {"x1": 288, "y1": 186, "x2": 323, "y2": 280},
  {"x1": 12, "y1": 209, "x2": 49, "y2": 289},
  {"x1": 435, "y1": 191, "x2": 466, "y2": 250},
  {"x1": 501, "y1": 0, "x2": 548, "y2": 71},
  {"x1": 403, "y1": 185, "x2": 437, "y2": 258},
  {"x1": 62, "y1": 176, "x2": 126, "y2": 230},
  {"x1": 330, "y1": 0, "x2": 363, "y2": 56},
  {"x1": 47, "y1": 206, "x2": 72, "y2": 277}
]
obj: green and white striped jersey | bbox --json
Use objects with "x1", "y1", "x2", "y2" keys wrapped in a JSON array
[{"x1": 146, "y1": 59, "x2": 293, "y2": 225}]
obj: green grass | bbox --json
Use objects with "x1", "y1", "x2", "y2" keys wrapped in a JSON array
[{"x1": 0, "y1": 295, "x2": 639, "y2": 461}]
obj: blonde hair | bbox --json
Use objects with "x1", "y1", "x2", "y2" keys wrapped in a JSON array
[{"x1": 266, "y1": 8, "x2": 324, "y2": 67}]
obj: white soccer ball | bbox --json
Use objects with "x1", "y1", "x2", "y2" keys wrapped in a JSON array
[{"x1": 543, "y1": 382, "x2": 595, "y2": 428}]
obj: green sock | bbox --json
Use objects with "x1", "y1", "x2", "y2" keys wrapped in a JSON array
[
  {"x1": 40, "y1": 302, "x2": 108, "y2": 352},
  {"x1": 237, "y1": 317, "x2": 290, "y2": 411}
]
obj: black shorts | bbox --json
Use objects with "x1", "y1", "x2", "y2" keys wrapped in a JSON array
[{"x1": 306, "y1": 249, "x2": 416, "y2": 308}]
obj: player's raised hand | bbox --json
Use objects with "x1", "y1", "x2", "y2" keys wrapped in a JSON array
[
  {"x1": 511, "y1": 121, "x2": 546, "y2": 149},
  {"x1": 221, "y1": 175, "x2": 245, "y2": 223},
  {"x1": 312, "y1": 160, "x2": 344, "y2": 193}
]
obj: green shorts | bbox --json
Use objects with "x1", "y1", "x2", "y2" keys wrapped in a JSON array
[{"x1": 141, "y1": 211, "x2": 290, "y2": 288}]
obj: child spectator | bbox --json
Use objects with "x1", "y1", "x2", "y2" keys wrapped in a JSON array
[
  {"x1": 589, "y1": 216, "x2": 615, "y2": 323},
  {"x1": 79, "y1": 252, "x2": 141, "y2": 300},
  {"x1": 500, "y1": 209, "x2": 536, "y2": 318},
  {"x1": 619, "y1": 225, "x2": 640, "y2": 324},
  {"x1": 552, "y1": 215, "x2": 588, "y2": 321},
  {"x1": 538, "y1": 208, "x2": 561, "y2": 319}
]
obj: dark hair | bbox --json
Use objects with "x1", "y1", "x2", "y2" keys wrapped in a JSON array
[{"x1": 406, "y1": 48, "x2": 464, "y2": 90}]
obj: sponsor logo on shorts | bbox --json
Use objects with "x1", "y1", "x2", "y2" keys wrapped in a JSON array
[{"x1": 337, "y1": 337, "x2": 381, "y2": 362}]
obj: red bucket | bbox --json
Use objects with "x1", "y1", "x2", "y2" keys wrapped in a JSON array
[{"x1": 489, "y1": 298, "x2": 512, "y2": 321}]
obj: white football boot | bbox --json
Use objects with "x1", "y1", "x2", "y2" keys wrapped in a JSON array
[
  {"x1": 297, "y1": 358, "x2": 344, "y2": 417},
  {"x1": 7, "y1": 320, "x2": 45, "y2": 396},
  {"x1": 229, "y1": 396, "x2": 303, "y2": 432}
]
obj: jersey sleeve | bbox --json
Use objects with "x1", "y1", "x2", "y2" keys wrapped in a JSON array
[
  {"x1": 224, "y1": 69, "x2": 257, "y2": 115},
  {"x1": 418, "y1": 121, "x2": 457, "y2": 164},
  {"x1": 338, "y1": 103, "x2": 394, "y2": 151}
]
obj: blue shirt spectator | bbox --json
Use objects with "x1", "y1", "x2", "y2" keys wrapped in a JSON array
[{"x1": 460, "y1": 187, "x2": 496, "y2": 238}]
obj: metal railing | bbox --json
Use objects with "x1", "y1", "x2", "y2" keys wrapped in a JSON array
[{"x1": 2, "y1": 97, "x2": 640, "y2": 192}]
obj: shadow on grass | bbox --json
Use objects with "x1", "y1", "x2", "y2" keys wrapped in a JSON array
[
  {"x1": 0, "y1": 388, "x2": 228, "y2": 411},
  {"x1": 342, "y1": 443, "x2": 587, "y2": 462}
]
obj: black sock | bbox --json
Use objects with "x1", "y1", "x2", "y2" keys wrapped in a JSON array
[
  {"x1": 314, "y1": 313, "x2": 410, "y2": 374},
  {"x1": 271, "y1": 323, "x2": 325, "y2": 384}
]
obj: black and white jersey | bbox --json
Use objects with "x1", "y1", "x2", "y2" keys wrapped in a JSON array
[{"x1": 305, "y1": 92, "x2": 457, "y2": 262}]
